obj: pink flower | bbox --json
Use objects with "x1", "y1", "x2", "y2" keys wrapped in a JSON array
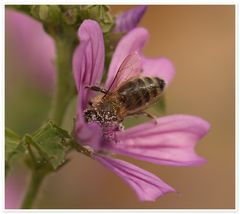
[
  {"x1": 5, "y1": 174, "x2": 25, "y2": 209},
  {"x1": 113, "y1": 5, "x2": 147, "y2": 32},
  {"x1": 73, "y1": 20, "x2": 210, "y2": 201},
  {"x1": 6, "y1": 10, "x2": 56, "y2": 92}
]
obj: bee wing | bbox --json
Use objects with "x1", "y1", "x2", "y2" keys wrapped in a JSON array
[{"x1": 106, "y1": 52, "x2": 142, "y2": 93}]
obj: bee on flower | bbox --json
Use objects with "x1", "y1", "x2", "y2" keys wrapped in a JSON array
[{"x1": 72, "y1": 19, "x2": 210, "y2": 201}]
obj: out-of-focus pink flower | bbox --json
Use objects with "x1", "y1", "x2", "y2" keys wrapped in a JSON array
[
  {"x1": 5, "y1": 10, "x2": 56, "y2": 92},
  {"x1": 73, "y1": 20, "x2": 210, "y2": 201},
  {"x1": 113, "y1": 5, "x2": 147, "y2": 33},
  {"x1": 5, "y1": 174, "x2": 25, "y2": 209}
]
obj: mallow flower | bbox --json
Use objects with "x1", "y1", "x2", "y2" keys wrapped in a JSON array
[{"x1": 73, "y1": 20, "x2": 210, "y2": 201}]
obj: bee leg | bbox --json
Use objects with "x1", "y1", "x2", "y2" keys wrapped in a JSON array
[
  {"x1": 130, "y1": 111, "x2": 158, "y2": 124},
  {"x1": 85, "y1": 86, "x2": 107, "y2": 94},
  {"x1": 142, "y1": 111, "x2": 158, "y2": 124}
]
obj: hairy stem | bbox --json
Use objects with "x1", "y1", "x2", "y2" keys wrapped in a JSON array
[
  {"x1": 21, "y1": 31, "x2": 78, "y2": 209},
  {"x1": 49, "y1": 37, "x2": 77, "y2": 126},
  {"x1": 21, "y1": 168, "x2": 48, "y2": 209}
]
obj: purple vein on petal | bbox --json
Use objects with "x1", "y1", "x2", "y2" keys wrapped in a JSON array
[
  {"x1": 96, "y1": 155, "x2": 175, "y2": 201},
  {"x1": 73, "y1": 20, "x2": 105, "y2": 109},
  {"x1": 104, "y1": 115, "x2": 210, "y2": 166}
]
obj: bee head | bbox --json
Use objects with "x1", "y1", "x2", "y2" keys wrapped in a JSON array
[{"x1": 84, "y1": 108, "x2": 102, "y2": 123}]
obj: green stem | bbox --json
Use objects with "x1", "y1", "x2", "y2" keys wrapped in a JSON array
[
  {"x1": 21, "y1": 168, "x2": 48, "y2": 209},
  {"x1": 49, "y1": 37, "x2": 77, "y2": 126},
  {"x1": 21, "y1": 32, "x2": 78, "y2": 209}
]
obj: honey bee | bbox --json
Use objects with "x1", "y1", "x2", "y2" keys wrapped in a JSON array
[{"x1": 84, "y1": 52, "x2": 165, "y2": 126}]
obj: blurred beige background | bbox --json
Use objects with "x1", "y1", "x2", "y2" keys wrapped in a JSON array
[{"x1": 5, "y1": 5, "x2": 235, "y2": 208}]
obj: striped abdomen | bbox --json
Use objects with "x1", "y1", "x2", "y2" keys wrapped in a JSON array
[{"x1": 117, "y1": 77, "x2": 165, "y2": 113}]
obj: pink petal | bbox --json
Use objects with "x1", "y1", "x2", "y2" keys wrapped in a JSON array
[
  {"x1": 113, "y1": 6, "x2": 147, "y2": 33},
  {"x1": 6, "y1": 10, "x2": 56, "y2": 92},
  {"x1": 104, "y1": 115, "x2": 210, "y2": 166},
  {"x1": 105, "y1": 28, "x2": 149, "y2": 88},
  {"x1": 142, "y1": 57, "x2": 176, "y2": 86},
  {"x1": 73, "y1": 20, "x2": 105, "y2": 109},
  {"x1": 95, "y1": 155, "x2": 175, "y2": 201}
]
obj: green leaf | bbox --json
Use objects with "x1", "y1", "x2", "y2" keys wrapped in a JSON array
[
  {"x1": 30, "y1": 121, "x2": 70, "y2": 170},
  {"x1": 5, "y1": 128, "x2": 21, "y2": 157},
  {"x1": 5, "y1": 128, "x2": 25, "y2": 175}
]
